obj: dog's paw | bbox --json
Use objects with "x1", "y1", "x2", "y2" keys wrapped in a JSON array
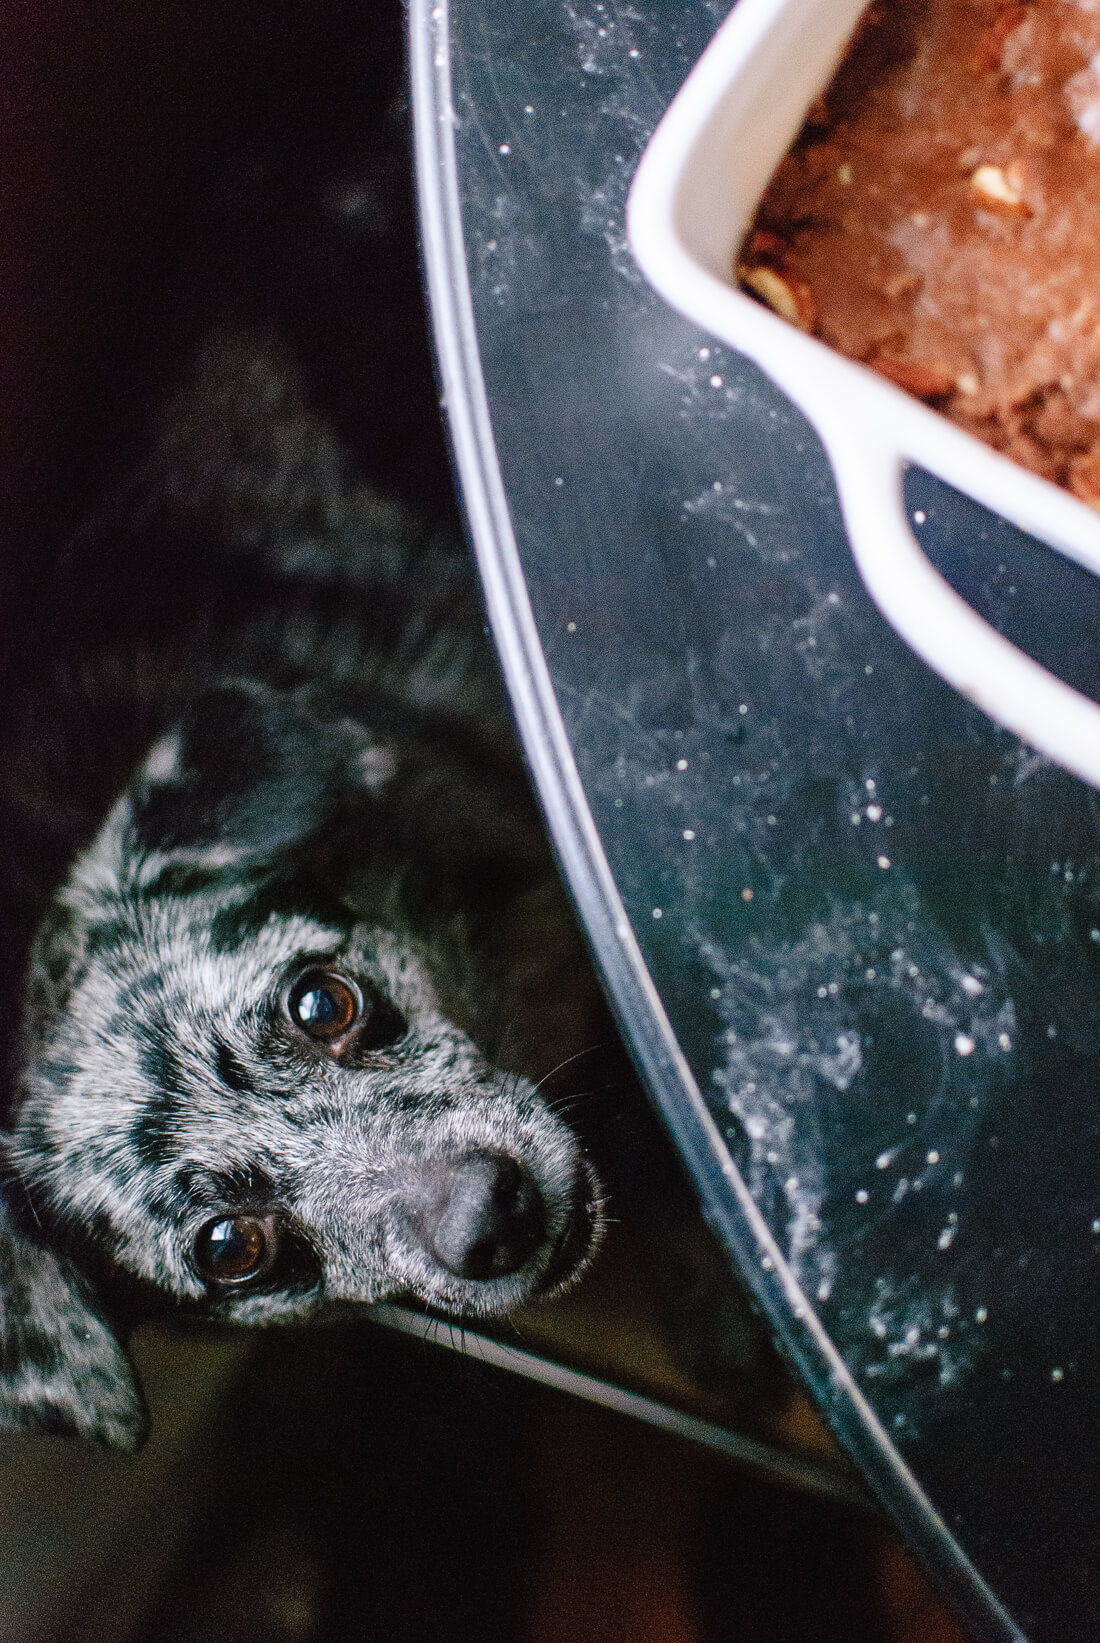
[{"x1": 0, "y1": 1184, "x2": 145, "y2": 1449}]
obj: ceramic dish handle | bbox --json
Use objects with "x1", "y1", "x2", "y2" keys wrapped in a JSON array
[{"x1": 821, "y1": 409, "x2": 1100, "y2": 790}]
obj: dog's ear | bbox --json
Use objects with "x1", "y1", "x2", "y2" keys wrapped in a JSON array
[
  {"x1": 0, "y1": 1189, "x2": 146, "y2": 1449},
  {"x1": 77, "y1": 682, "x2": 390, "y2": 893},
  {"x1": 131, "y1": 681, "x2": 389, "y2": 862}
]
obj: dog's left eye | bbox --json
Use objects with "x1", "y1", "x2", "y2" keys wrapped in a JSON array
[
  {"x1": 288, "y1": 970, "x2": 361, "y2": 1041},
  {"x1": 194, "y1": 1213, "x2": 279, "y2": 1285}
]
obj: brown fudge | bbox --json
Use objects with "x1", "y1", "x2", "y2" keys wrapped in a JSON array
[{"x1": 740, "y1": 0, "x2": 1100, "y2": 505}]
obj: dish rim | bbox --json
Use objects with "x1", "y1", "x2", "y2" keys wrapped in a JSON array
[{"x1": 627, "y1": 0, "x2": 1100, "y2": 789}]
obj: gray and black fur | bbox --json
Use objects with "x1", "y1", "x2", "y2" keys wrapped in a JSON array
[{"x1": 0, "y1": 119, "x2": 605, "y2": 1447}]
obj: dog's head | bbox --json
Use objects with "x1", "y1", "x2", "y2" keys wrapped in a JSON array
[{"x1": 2, "y1": 684, "x2": 602, "y2": 1446}]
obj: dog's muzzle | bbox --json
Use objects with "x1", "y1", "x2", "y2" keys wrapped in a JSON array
[
  {"x1": 415, "y1": 1151, "x2": 546, "y2": 1281},
  {"x1": 407, "y1": 1150, "x2": 602, "y2": 1300}
]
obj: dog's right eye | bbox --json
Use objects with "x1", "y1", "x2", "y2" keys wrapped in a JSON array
[
  {"x1": 288, "y1": 969, "x2": 361, "y2": 1040},
  {"x1": 194, "y1": 1214, "x2": 278, "y2": 1285},
  {"x1": 286, "y1": 966, "x2": 406, "y2": 1054}
]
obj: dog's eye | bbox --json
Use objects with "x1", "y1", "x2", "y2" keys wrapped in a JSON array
[
  {"x1": 288, "y1": 970, "x2": 361, "y2": 1041},
  {"x1": 194, "y1": 1214, "x2": 278, "y2": 1285}
]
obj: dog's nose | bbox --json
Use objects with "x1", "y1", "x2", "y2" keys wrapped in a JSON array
[{"x1": 417, "y1": 1152, "x2": 546, "y2": 1280}]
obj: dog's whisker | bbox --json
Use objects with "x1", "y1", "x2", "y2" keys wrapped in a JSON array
[{"x1": 531, "y1": 1042, "x2": 615, "y2": 1097}]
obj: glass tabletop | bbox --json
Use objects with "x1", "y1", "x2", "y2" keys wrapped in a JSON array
[{"x1": 411, "y1": 4, "x2": 1100, "y2": 1638}]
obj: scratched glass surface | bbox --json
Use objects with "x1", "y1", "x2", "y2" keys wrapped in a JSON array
[{"x1": 446, "y1": 2, "x2": 1100, "y2": 1637}]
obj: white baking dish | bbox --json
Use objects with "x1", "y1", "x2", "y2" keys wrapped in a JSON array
[{"x1": 627, "y1": 0, "x2": 1100, "y2": 790}]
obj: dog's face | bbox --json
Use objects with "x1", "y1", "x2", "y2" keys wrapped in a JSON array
[
  {"x1": 1, "y1": 685, "x2": 601, "y2": 1446},
  {"x1": 16, "y1": 896, "x2": 598, "y2": 1321}
]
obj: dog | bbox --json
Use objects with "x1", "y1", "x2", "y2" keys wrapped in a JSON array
[{"x1": 0, "y1": 310, "x2": 606, "y2": 1448}]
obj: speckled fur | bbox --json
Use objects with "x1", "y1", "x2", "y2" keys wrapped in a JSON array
[{"x1": 0, "y1": 322, "x2": 604, "y2": 1448}]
